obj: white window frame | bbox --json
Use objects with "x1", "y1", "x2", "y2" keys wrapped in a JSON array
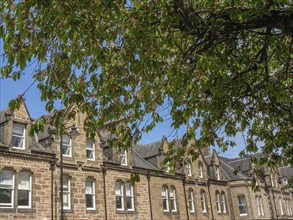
[
  {"x1": 186, "y1": 161, "x2": 192, "y2": 177},
  {"x1": 162, "y1": 186, "x2": 169, "y2": 212},
  {"x1": 12, "y1": 123, "x2": 25, "y2": 149},
  {"x1": 85, "y1": 178, "x2": 95, "y2": 210},
  {"x1": 288, "y1": 199, "x2": 293, "y2": 216},
  {"x1": 120, "y1": 150, "x2": 128, "y2": 166},
  {"x1": 260, "y1": 196, "x2": 264, "y2": 216},
  {"x1": 170, "y1": 186, "x2": 177, "y2": 212},
  {"x1": 238, "y1": 195, "x2": 247, "y2": 216},
  {"x1": 63, "y1": 176, "x2": 71, "y2": 210},
  {"x1": 215, "y1": 166, "x2": 220, "y2": 180},
  {"x1": 62, "y1": 135, "x2": 72, "y2": 157},
  {"x1": 125, "y1": 182, "x2": 134, "y2": 211},
  {"x1": 201, "y1": 190, "x2": 207, "y2": 213},
  {"x1": 198, "y1": 162, "x2": 203, "y2": 178},
  {"x1": 86, "y1": 139, "x2": 95, "y2": 161},
  {"x1": 18, "y1": 172, "x2": 32, "y2": 208},
  {"x1": 279, "y1": 197, "x2": 284, "y2": 216},
  {"x1": 115, "y1": 181, "x2": 124, "y2": 211},
  {"x1": 270, "y1": 175, "x2": 274, "y2": 187},
  {"x1": 216, "y1": 191, "x2": 221, "y2": 213},
  {"x1": 256, "y1": 196, "x2": 260, "y2": 216},
  {"x1": 221, "y1": 192, "x2": 227, "y2": 213},
  {"x1": 188, "y1": 189, "x2": 195, "y2": 213},
  {"x1": 0, "y1": 170, "x2": 15, "y2": 208}
]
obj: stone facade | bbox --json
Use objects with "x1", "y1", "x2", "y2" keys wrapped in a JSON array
[{"x1": 0, "y1": 100, "x2": 292, "y2": 220}]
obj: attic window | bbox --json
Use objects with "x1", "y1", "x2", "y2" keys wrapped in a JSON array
[
  {"x1": 12, "y1": 123, "x2": 25, "y2": 149},
  {"x1": 215, "y1": 166, "x2": 220, "y2": 180},
  {"x1": 120, "y1": 150, "x2": 128, "y2": 166}
]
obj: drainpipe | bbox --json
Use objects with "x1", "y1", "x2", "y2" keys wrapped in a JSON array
[
  {"x1": 207, "y1": 179, "x2": 215, "y2": 220},
  {"x1": 102, "y1": 167, "x2": 108, "y2": 220},
  {"x1": 147, "y1": 171, "x2": 153, "y2": 220},
  {"x1": 50, "y1": 155, "x2": 56, "y2": 220},
  {"x1": 182, "y1": 178, "x2": 189, "y2": 220}
]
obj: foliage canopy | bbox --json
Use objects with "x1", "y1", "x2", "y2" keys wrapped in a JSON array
[{"x1": 1, "y1": 0, "x2": 292, "y2": 171}]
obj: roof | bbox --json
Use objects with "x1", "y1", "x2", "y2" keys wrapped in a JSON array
[
  {"x1": 134, "y1": 140, "x2": 162, "y2": 159},
  {"x1": 280, "y1": 166, "x2": 293, "y2": 178},
  {"x1": 220, "y1": 158, "x2": 249, "y2": 180},
  {"x1": 132, "y1": 149, "x2": 159, "y2": 170}
]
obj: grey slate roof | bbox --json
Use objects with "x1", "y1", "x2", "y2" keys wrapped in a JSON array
[
  {"x1": 132, "y1": 149, "x2": 159, "y2": 170},
  {"x1": 0, "y1": 108, "x2": 10, "y2": 123},
  {"x1": 220, "y1": 158, "x2": 249, "y2": 181},
  {"x1": 135, "y1": 140, "x2": 162, "y2": 159},
  {"x1": 280, "y1": 166, "x2": 293, "y2": 178}
]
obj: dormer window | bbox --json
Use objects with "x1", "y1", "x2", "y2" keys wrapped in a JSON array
[
  {"x1": 12, "y1": 123, "x2": 25, "y2": 149},
  {"x1": 215, "y1": 166, "x2": 220, "y2": 180},
  {"x1": 186, "y1": 161, "x2": 192, "y2": 177},
  {"x1": 62, "y1": 135, "x2": 72, "y2": 157},
  {"x1": 86, "y1": 139, "x2": 95, "y2": 160},
  {"x1": 120, "y1": 150, "x2": 128, "y2": 166},
  {"x1": 198, "y1": 162, "x2": 203, "y2": 178}
]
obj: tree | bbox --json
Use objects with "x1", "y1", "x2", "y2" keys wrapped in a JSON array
[{"x1": 0, "y1": 0, "x2": 292, "y2": 172}]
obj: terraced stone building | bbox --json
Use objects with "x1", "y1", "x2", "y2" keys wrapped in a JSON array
[{"x1": 0, "y1": 99, "x2": 292, "y2": 220}]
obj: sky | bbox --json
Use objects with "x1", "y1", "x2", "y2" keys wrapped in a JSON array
[{"x1": 0, "y1": 41, "x2": 246, "y2": 159}]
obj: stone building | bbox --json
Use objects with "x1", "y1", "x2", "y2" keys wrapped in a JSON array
[{"x1": 0, "y1": 99, "x2": 292, "y2": 220}]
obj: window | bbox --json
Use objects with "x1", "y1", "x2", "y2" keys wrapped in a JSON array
[
  {"x1": 170, "y1": 186, "x2": 177, "y2": 212},
  {"x1": 125, "y1": 182, "x2": 134, "y2": 211},
  {"x1": 85, "y1": 179, "x2": 95, "y2": 210},
  {"x1": 165, "y1": 161, "x2": 170, "y2": 173},
  {"x1": 283, "y1": 178, "x2": 289, "y2": 192},
  {"x1": 188, "y1": 189, "x2": 195, "y2": 213},
  {"x1": 215, "y1": 166, "x2": 220, "y2": 180},
  {"x1": 115, "y1": 181, "x2": 124, "y2": 210},
  {"x1": 12, "y1": 123, "x2": 25, "y2": 149},
  {"x1": 221, "y1": 192, "x2": 227, "y2": 213},
  {"x1": 279, "y1": 197, "x2": 284, "y2": 216},
  {"x1": 162, "y1": 186, "x2": 169, "y2": 212},
  {"x1": 200, "y1": 190, "x2": 207, "y2": 213},
  {"x1": 120, "y1": 150, "x2": 127, "y2": 166},
  {"x1": 63, "y1": 176, "x2": 71, "y2": 209},
  {"x1": 62, "y1": 135, "x2": 72, "y2": 157},
  {"x1": 288, "y1": 199, "x2": 293, "y2": 216},
  {"x1": 18, "y1": 172, "x2": 31, "y2": 208},
  {"x1": 216, "y1": 191, "x2": 221, "y2": 213},
  {"x1": 238, "y1": 195, "x2": 247, "y2": 216},
  {"x1": 0, "y1": 170, "x2": 14, "y2": 208},
  {"x1": 270, "y1": 175, "x2": 274, "y2": 187},
  {"x1": 256, "y1": 196, "x2": 260, "y2": 216},
  {"x1": 186, "y1": 161, "x2": 192, "y2": 177},
  {"x1": 259, "y1": 196, "x2": 264, "y2": 216},
  {"x1": 86, "y1": 139, "x2": 95, "y2": 160},
  {"x1": 198, "y1": 162, "x2": 203, "y2": 178}
]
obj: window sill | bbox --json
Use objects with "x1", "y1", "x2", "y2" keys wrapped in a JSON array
[
  {"x1": 0, "y1": 208, "x2": 16, "y2": 213},
  {"x1": 86, "y1": 209, "x2": 98, "y2": 214},
  {"x1": 116, "y1": 210, "x2": 136, "y2": 214},
  {"x1": 18, "y1": 208, "x2": 35, "y2": 213},
  {"x1": 239, "y1": 214, "x2": 248, "y2": 216}
]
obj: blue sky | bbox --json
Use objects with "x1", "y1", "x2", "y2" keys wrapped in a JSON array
[
  {"x1": 0, "y1": 74, "x2": 247, "y2": 158},
  {"x1": 0, "y1": 40, "x2": 245, "y2": 158}
]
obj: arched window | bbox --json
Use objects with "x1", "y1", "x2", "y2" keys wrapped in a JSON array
[
  {"x1": 125, "y1": 182, "x2": 134, "y2": 211},
  {"x1": 259, "y1": 196, "x2": 264, "y2": 216},
  {"x1": 237, "y1": 195, "x2": 247, "y2": 216},
  {"x1": 186, "y1": 161, "x2": 192, "y2": 177},
  {"x1": 198, "y1": 162, "x2": 203, "y2": 178},
  {"x1": 200, "y1": 190, "x2": 207, "y2": 213},
  {"x1": 63, "y1": 175, "x2": 71, "y2": 209},
  {"x1": 221, "y1": 192, "x2": 227, "y2": 213},
  {"x1": 115, "y1": 181, "x2": 124, "y2": 210},
  {"x1": 216, "y1": 191, "x2": 221, "y2": 213},
  {"x1": 279, "y1": 197, "x2": 284, "y2": 216},
  {"x1": 18, "y1": 171, "x2": 32, "y2": 208},
  {"x1": 256, "y1": 196, "x2": 260, "y2": 216},
  {"x1": 85, "y1": 178, "x2": 95, "y2": 210},
  {"x1": 162, "y1": 185, "x2": 169, "y2": 212},
  {"x1": 188, "y1": 189, "x2": 195, "y2": 213},
  {"x1": 170, "y1": 186, "x2": 177, "y2": 212},
  {"x1": 0, "y1": 170, "x2": 15, "y2": 208}
]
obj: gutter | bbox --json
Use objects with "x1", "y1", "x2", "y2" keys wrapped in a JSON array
[
  {"x1": 102, "y1": 167, "x2": 108, "y2": 220},
  {"x1": 207, "y1": 179, "x2": 215, "y2": 220},
  {"x1": 147, "y1": 171, "x2": 153, "y2": 220}
]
